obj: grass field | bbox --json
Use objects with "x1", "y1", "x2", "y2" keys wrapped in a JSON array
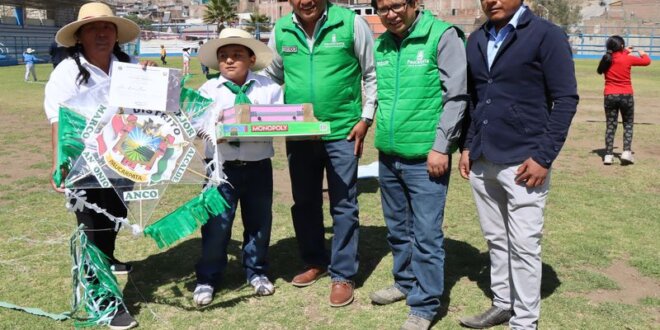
[{"x1": 0, "y1": 58, "x2": 658, "y2": 329}]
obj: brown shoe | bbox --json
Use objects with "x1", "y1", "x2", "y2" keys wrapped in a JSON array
[
  {"x1": 291, "y1": 266, "x2": 327, "y2": 287},
  {"x1": 329, "y1": 280, "x2": 354, "y2": 307}
]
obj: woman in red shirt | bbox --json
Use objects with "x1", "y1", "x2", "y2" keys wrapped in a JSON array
[{"x1": 597, "y1": 35, "x2": 651, "y2": 165}]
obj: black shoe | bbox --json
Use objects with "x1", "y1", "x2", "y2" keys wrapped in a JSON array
[
  {"x1": 459, "y1": 306, "x2": 512, "y2": 329},
  {"x1": 110, "y1": 260, "x2": 133, "y2": 275},
  {"x1": 109, "y1": 308, "x2": 137, "y2": 330}
]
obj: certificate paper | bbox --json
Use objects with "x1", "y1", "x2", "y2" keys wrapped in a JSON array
[{"x1": 108, "y1": 63, "x2": 182, "y2": 112}]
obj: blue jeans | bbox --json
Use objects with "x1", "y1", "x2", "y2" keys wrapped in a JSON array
[
  {"x1": 378, "y1": 152, "x2": 450, "y2": 321},
  {"x1": 195, "y1": 159, "x2": 273, "y2": 285},
  {"x1": 286, "y1": 139, "x2": 359, "y2": 281}
]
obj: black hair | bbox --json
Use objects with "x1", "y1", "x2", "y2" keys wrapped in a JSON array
[
  {"x1": 66, "y1": 42, "x2": 131, "y2": 85},
  {"x1": 67, "y1": 22, "x2": 132, "y2": 85},
  {"x1": 597, "y1": 35, "x2": 625, "y2": 75},
  {"x1": 370, "y1": 0, "x2": 414, "y2": 10}
]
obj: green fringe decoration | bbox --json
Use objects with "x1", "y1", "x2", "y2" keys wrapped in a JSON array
[
  {"x1": 144, "y1": 187, "x2": 229, "y2": 249},
  {"x1": 70, "y1": 226, "x2": 124, "y2": 327},
  {"x1": 179, "y1": 75, "x2": 213, "y2": 119},
  {"x1": 53, "y1": 106, "x2": 87, "y2": 187}
]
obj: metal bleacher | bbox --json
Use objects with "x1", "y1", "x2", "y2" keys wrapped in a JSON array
[
  {"x1": 0, "y1": 23, "x2": 60, "y2": 64},
  {"x1": 0, "y1": 0, "x2": 81, "y2": 66}
]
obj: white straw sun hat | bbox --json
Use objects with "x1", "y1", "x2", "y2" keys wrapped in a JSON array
[
  {"x1": 198, "y1": 28, "x2": 273, "y2": 71},
  {"x1": 55, "y1": 2, "x2": 140, "y2": 47}
]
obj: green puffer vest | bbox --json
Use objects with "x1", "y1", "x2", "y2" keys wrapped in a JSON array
[
  {"x1": 374, "y1": 11, "x2": 454, "y2": 158},
  {"x1": 274, "y1": 4, "x2": 362, "y2": 140}
]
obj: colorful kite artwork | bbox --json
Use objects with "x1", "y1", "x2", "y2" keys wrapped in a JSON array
[
  {"x1": 55, "y1": 78, "x2": 228, "y2": 248},
  {"x1": 0, "y1": 68, "x2": 231, "y2": 328}
]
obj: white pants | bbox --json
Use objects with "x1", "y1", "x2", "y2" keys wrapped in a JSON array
[
  {"x1": 469, "y1": 157, "x2": 550, "y2": 330},
  {"x1": 25, "y1": 62, "x2": 36, "y2": 81}
]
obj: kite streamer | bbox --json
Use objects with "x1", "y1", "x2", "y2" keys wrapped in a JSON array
[
  {"x1": 69, "y1": 226, "x2": 126, "y2": 327},
  {"x1": 144, "y1": 187, "x2": 229, "y2": 249}
]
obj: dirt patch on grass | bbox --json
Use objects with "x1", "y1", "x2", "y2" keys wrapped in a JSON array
[
  {"x1": 584, "y1": 258, "x2": 660, "y2": 305},
  {"x1": 0, "y1": 109, "x2": 51, "y2": 198}
]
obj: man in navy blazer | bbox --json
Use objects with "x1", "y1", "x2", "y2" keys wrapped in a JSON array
[{"x1": 458, "y1": 0, "x2": 578, "y2": 329}]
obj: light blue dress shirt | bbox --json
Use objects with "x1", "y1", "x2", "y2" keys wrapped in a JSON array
[{"x1": 487, "y1": 5, "x2": 527, "y2": 69}]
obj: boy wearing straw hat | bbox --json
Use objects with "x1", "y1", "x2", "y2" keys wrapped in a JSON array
[{"x1": 192, "y1": 28, "x2": 282, "y2": 306}]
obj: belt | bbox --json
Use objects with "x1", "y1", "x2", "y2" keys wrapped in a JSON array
[{"x1": 223, "y1": 159, "x2": 266, "y2": 167}]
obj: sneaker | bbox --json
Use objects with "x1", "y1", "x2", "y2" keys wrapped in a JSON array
[
  {"x1": 110, "y1": 261, "x2": 133, "y2": 275},
  {"x1": 193, "y1": 284, "x2": 214, "y2": 306},
  {"x1": 108, "y1": 307, "x2": 138, "y2": 330},
  {"x1": 621, "y1": 151, "x2": 635, "y2": 165},
  {"x1": 250, "y1": 275, "x2": 275, "y2": 296},
  {"x1": 400, "y1": 314, "x2": 431, "y2": 330},
  {"x1": 370, "y1": 285, "x2": 406, "y2": 305},
  {"x1": 603, "y1": 154, "x2": 614, "y2": 165}
]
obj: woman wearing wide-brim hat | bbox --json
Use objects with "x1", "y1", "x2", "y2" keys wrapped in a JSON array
[{"x1": 43, "y1": 2, "x2": 155, "y2": 329}]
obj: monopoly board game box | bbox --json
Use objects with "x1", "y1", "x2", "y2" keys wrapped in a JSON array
[{"x1": 216, "y1": 103, "x2": 331, "y2": 138}]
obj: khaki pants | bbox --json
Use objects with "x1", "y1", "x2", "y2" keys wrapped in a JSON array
[{"x1": 469, "y1": 157, "x2": 550, "y2": 330}]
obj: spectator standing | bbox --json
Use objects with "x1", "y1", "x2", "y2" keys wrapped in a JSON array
[
  {"x1": 596, "y1": 35, "x2": 652, "y2": 165},
  {"x1": 182, "y1": 47, "x2": 191, "y2": 75},
  {"x1": 23, "y1": 48, "x2": 40, "y2": 82},
  {"x1": 160, "y1": 45, "x2": 167, "y2": 64},
  {"x1": 199, "y1": 40, "x2": 210, "y2": 76},
  {"x1": 49, "y1": 39, "x2": 67, "y2": 68}
]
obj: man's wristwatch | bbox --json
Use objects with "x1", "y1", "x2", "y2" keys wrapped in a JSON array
[{"x1": 361, "y1": 117, "x2": 373, "y2": 127}]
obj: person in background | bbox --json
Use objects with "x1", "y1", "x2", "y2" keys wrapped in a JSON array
[
  {"x1": 182, "y1": 47, "x2": 191, "y2": 75},
  {"x1": 160, "y1": 45, "x2": 167, "y2": 65},
  {"x1": 264, "y1": 0, "x2": 377, "y2": 308},
  {"x1": 191, "y1": 28, "x2": 282, "y2": 306},
  {"x1": 49, "y1": 36, "x2": 68, "y2": 68},
  {"x1": 367, "y1": 0, "x2": 468, "y2": 328},
  {"x1": 199, "y1": 40, "x2": 210, "y2": 76},
  {"x1": 23, "y1": 48, "x2": 40, "y2": 82},
  {"x1": 596, "y1": 35, "x2": 651, "y2": 165},
  {"x1": 459, "y1": 0, "x2": 578, "y2": 328},
  {"x1": 44, "y1": 2, "x2": 154, "y2": 329}
]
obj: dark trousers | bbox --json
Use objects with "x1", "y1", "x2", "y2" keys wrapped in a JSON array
[
  {"x1": 75, "y1": 188, "x2": 127, "y2": 261},
  {"x1": 604, "y1": 93, "x2": 635, "y2": 154},
  {"x1": 196, "y1": 158, "x2": 273, "y2": 285},
  {"x1": 286, "y1": 139, "x2": 359, "y2": 281}
]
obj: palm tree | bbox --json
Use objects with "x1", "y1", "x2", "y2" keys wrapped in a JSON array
[
  {"x1": 244, "y1": 12, "x2": 272, "y2": 34},
  {"x1": 204, "y1": 0, "x2": 238, "y2": 35}
]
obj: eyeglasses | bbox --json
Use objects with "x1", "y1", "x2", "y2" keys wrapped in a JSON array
[{"x1": 376, "y1": 2, "x2": 408, "y2": 16}]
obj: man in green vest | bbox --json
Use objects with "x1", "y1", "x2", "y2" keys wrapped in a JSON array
[
  {"x1": 264, "y1": 0, "x2": 376, "y2": 307},
  {"x1": 368, "y1": 0, "x2": 467, "y2": 328}
]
